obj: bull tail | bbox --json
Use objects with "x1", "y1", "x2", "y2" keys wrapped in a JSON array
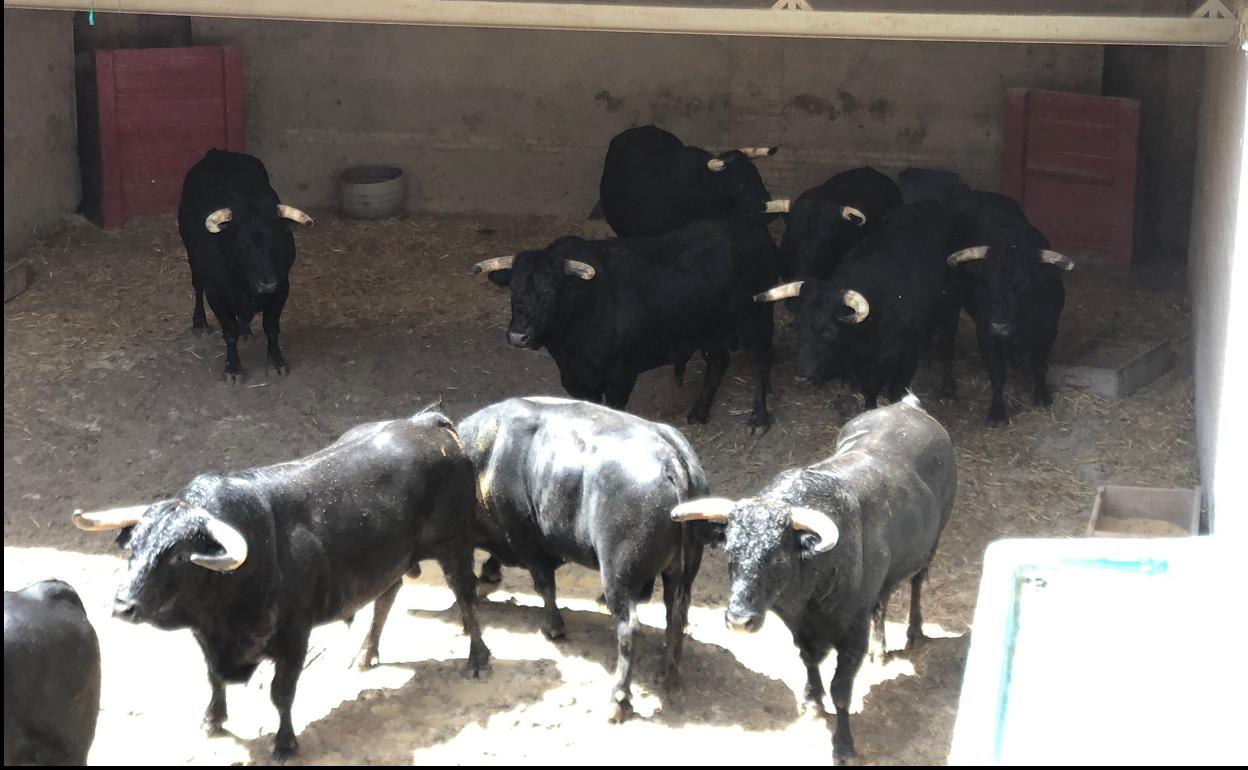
[{"x1": 901, "y1": 390, "x2": 923, "y2": 410}]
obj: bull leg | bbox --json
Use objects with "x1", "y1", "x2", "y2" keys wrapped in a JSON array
[
  {"x1": 661, "y1": 528, "x2": 704, "y2": 689},
  {"x1": 529, "y1": 562, "x2": 566, "y2": 640},
  {"x1": 237, "y1": 312, "x2": 254, "y2": 341},
  {"x1": 603, "y1": 372, "x2": 639, "y2": 411},
  {"x1": 906, "y1": 568, "x2": 929, "y2": 651},
  {"x1": 270, "y1": 631, "x2": 310, "y2": 759},
  {"x1": 603, "y1": 580, "x2": 640, "y2": 723},
  {"x1": 202, "y1": 668, "x2": 228, "y2": 735},
  {"x1": 262, "y1": 289, "x2": 290, "y2": 375},
  {"x1": 829, "y1": 618, "x2": 870, "y2": 762},
  {"x1": 674, "y1": 355, "x2": 689, "y2": 386},
  {"x1": 795, "y1": 632, "x2": 833, "y2": 717},
  {"x1": 437, "y1": 552, "x2": 492, "y2": 677},
  {"x1": 688, "y1": 345, "x2": 729, "y2": 424},
  {"x1": 746, "y1": 311, "x2": 774, "y2": 435},
  {"x1": 887, "y1": 354, "x2": 921, "y2": 404},
  {"x1": 869, "y1": 592, "x2": 890, "y2": 664},
  {"x1": 191, "y1": 281, "x2": 211, "y2": 335},
  {"x1": 352, "y1": 580, "x2": 400, "y2": 670},
  {"x1": 205, "y1": 292, "x2": 243, "y2": 383},
  {"x1": 935, "y1": 323, "x2": 958, "y2": 399},
  {"x1": 477, "y1": 554, "x2": 503, "y2": 596},
  {"x1": 1031, "y1": 337, "x2": 1056, "y2": 407},
  {"x1": 977, "y1": 328, "x2": 1010, "y2": 423}
]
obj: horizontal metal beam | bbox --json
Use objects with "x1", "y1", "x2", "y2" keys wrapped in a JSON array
[{"x1": 3, "y1": 0, "x2": 1238, "y2": 46}]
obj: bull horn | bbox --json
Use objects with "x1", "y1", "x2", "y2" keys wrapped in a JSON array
[
  {"x1": 707, "y1": 158, "x2": 727, "y2": 172},
  {"x1": 472, "y1": 256, "x2": 515, "y2": 275},
  {"x1": 947, "y1": 246, "x2": 989, "y2": 266},
  {"x1": 190, "y1": 515, "x2": 249, "y2": 572},
  {"x1": 840, "y1": 290, "x2": 869, "y2": 323},
  {"x1": 563, "y1": 260, "x2": 596, "y2": 280},
  {"x1": 1039, "y1": 250, "x2": 1074, "y2": 271},
  {"x1": 764, "y1": 199, "x2": 791, "y2": 214},
  {"x1": 841, "y1": 206, "x2": 867, "y2": 226},
  {"x1": 204, "y1": 208, "x2": 232, "y2": 233},
  {"x1": 671, "y1": 497, "x2": 736, "y2": 523},
  {"x1": 72, "y1": 504, "x2": 151, "y2": 532},
  {"x1": 739, "y1": 146, "x2": 778, "y2": 159},
  {"x1": 277, "y1": 204, "x2": 314, "y2": 226},
  {"x1": 789, "y1": 506, "x2": 840, "y2": 555},
  {"x1": 754, "y1": 281, "x2": 804, "y2": 303}
]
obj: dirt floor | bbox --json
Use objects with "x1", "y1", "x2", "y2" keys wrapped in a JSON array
[{"x1": 3, "y1": 212, "x2": 1198, "y2": 765}]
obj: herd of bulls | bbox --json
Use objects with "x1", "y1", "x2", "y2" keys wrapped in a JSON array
[{"x1": 5, "y1": 124, "x2": 1072, "y2": 764}]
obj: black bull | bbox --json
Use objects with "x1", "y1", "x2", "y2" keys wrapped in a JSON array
[{"x1": 72, "y1": 410, "x2": 490, "y2": 759}]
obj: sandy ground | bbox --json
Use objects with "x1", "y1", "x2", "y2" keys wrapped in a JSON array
[{"x1": 3, "y1": 212, "x2": 1198, "y2": 765}]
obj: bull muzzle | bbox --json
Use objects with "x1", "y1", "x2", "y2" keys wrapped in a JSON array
[
  {"x1": 507, "y1": 329, "x2": 535, "y2": 348},
  {"x1": 112, "y1": 597, "x2": 140, "y2": 623},
  {"x1": 725, "y1": 610, "x2": 764, "y2": 633},
  {"x1": 990, "y1": 321, "x2": 1012, "y2": 337},
  {"x1": 255, "y1": 280, "x2": 278, "y2": 295}
]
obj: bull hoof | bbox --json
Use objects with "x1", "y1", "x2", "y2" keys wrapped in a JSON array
[
  {"x1": 746, "y1": 414, "x2": 771, "y2": 436},
  {"x1": 1034, "y1": 390, "x2": 1053, "y2": 407},
  {"x1": 223, "y1": 369, "x2": 243, "y2": 385},
  {"x1": 686, "y1": 408, "x2": 711, "y2": 425},
  {"x1": 905, "y1": 631, "x2": 929, "y2": 652},
  {"x1": 987, "y1": 405, "x2": 1009, "y2": 424},
  {"x1": 476, "y1": 580, "x2": 498, "y2": 598},
  {"x1": 202, "y1": 716, "x2": 228, "y2": 737},
  {"x1": 542, "y1": 625, "x2": 567, "y2": 641},
  {"x1": 801, "y1": 700, "x2": 827, "y2": 720},
  {"x1": 607, "y1": 697, "x2": 634, "y2": 724},
  {"x1": 833, "y1": 738, "x2": 858, "y2": 764},
  {"x1": 191, "y1": 324, "x2": 213, "y2": 337},
  {"x1": 268, "y1": 358, "x2": 290, "y2": 376},
  {"x1": 271, "y1": 738, "x2": 299, "y2": 761},
  {"x1": 462, "y1": 653, "x2": 493, "y2": 680},
  {"x1": 352, "y1": 648, "x2": 380, "y2": 671}
]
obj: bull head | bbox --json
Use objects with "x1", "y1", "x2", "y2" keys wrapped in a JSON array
[
  {"x1": 670, "y1": 497, "x2": 840, "y2": 554},
  {"x1": 472, "y1": 255, "x2": 595, "y2": 281}
]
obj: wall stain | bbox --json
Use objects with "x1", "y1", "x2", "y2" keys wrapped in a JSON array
[
  {"x1": 868, "y1": 98, "x2": 894, "y2": 121},
  {"x1": 897, "y1": 123, "x2": 928, "y2": 148},
  {"x1": 837, "y1": 91, "x2": 860, "y2": 114},
  {"x1": 462, "y1": 111, "x2": 485, "y2": 129},
  {"x1": 593, "y1": 90, "x2": 624, "y2": 112},
  {"x1": 786, "y1": 93, "x2": 839, "y2": 122}
]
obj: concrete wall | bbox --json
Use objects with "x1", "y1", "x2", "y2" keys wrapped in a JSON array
[
  {"x1": 3, "y1": 9, "x2": 79, "y2": 257},
  {"x1": 191, "y1": 19, "x2": 1102, "y2": 215},
  {"x1": 1188, "y1": 44, "x2": 1247, "y2": 537}
]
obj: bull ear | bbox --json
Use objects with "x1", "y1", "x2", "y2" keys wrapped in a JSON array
[
  {"x1": 1039, "y1": 250, "x2": 1074, "y2": 271},
  {"x1": 789, "y1": 506, "x2": 840, "y2": 556},
  {"x1": 189, "y1": 515, "x2": 249, "y2": 572},
  {"x1": 671, "y1": 497, "x2": 735, "y2": 523}
]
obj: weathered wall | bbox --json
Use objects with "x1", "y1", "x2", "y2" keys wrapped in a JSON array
[
  {"x1": 3, "y1": 9, "x2": 79, "y2": 256},
  {"x1": 1188, "y1": 44, "x2": 1247, "y2": 537},
  {"x1": 191, "y1": 19, "x2": 1102, "y2": 215}
]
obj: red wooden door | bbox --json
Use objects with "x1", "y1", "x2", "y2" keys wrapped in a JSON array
[
  {"x1": 95, "y1": 46, "x2": 245, "y2": 229},
  {"x1": 1002, "y1": 88, "x2": 1140, "y2": 272}
]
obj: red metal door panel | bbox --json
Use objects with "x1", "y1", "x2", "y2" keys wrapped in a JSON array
[
  {"x1": 1002, "y1": 88, "x2": 1140, "y2": 271},
  {"x1": 94, "y1": 46, "x2": 244, "y2": 229}
]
